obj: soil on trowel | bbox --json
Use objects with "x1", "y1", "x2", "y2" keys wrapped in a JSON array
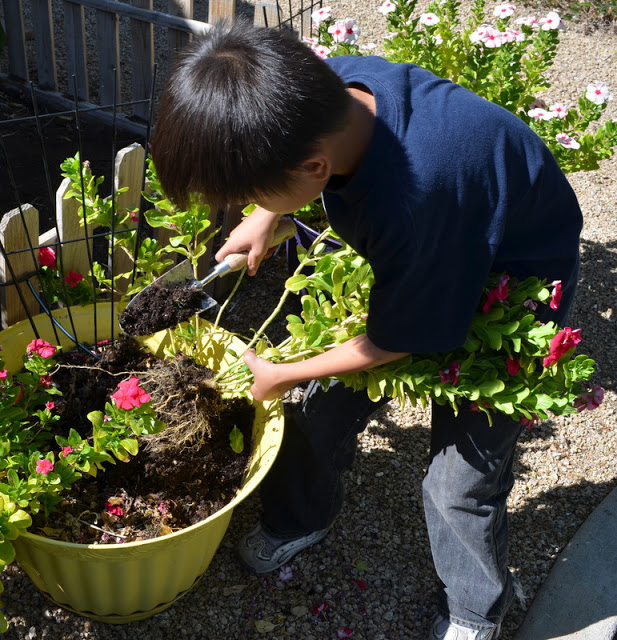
[
  {"x1": 32, "y1": 337, "x2": 254, "y2": 544},
  {"x1": 119, "y1": 281, "x2": 212, "y2": 336}
]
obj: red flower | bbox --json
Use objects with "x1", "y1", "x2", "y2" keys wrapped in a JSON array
[
  {"x1": 0, "y1": 369, "x2": 7, "y2": 380},
  {"x1": 105, "y1": 502, "x2": 124, "y2": 517},
  {"x1": 60, "y1": 446, "x2": 73, "y2": 457},
  {"x1": 64, "y1": 270, "x2": 84, "y2": 288},
  {"x1": 312, "y1": 602, "x2": 329, "y2": 615},
  {"x1": 574, "y1": 384, "x2": 604, "y2": 412},
  {"x1": 520, "y1": 415, "x2": 538, "y2": 429},
  {"x1": 482, "y1": 274, "x2": 510, "y2": 314},
  {"x1": 39, "y1": 246, "x2": 57, "y2": 269},
  {"x1": 549, "y1": 280, "x2": 562, "y2": 310},
  {"x1": 111, "y1": 376, "x2": 151, "y2": 410},
  {"x1": 45, "y1": 401, "x2": 55, "y2": 410},
  {"x1": 27, "y1": 339, "x2": 57, "y2": 359},
  {"x1": 506, "y1": 357, "x2": 521, "y2": 376},
  {"x1": 39, "y1": 374, "x2": 53, "y2": 388},
  {"x1": 439, "y1": 361, "x2": 460, "y2": 386},
  {"x1": 543, "y1": 327, "x2": 582, "y2": 367},
  {"x1": 36, "y1": 459, "x2": 54, "y2": 475}
]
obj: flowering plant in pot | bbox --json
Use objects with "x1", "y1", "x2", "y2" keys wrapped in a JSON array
[
  {"x1": 0, "y1": 152, "x2": 283, "y2": 631},
  {"x1": 217, "y1": 229, "x2": 602, "y2": 427}
]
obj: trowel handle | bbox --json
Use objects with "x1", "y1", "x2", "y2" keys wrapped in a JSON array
[{"x1": 221, "y1": 217, "x2": 297, "y2": 273}]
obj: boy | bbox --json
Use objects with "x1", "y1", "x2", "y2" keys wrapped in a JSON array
[{"x1": 151, "y1": 20, "x2": 582, "y2": 640}]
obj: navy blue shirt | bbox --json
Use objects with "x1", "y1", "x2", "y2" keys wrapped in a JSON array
[{"x1": 323, "y1": 56, "x2": 582, "y2": 354}]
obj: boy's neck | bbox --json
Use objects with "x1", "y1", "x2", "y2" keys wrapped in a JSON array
[{"x1": 329, "y1": 86, "x2": 376, "y2": 179}]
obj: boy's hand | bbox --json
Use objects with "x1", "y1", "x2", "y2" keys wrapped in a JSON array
[
  {"x1": 243, "y1": 349, "x2": 294, "y2": 401},
  {"x1": 215, "y1": 207, "x2": 282, "y2": 276}
]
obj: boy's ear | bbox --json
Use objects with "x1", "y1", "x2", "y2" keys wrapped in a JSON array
[{"x1": 298, "y1": 152, "x2": 332, "y2": 182}]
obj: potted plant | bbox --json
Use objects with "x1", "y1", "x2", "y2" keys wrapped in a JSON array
[
  {"x1": 216, "y1": 229, "x2": 602, "y2": 427},
  {"x1": 0, "y1": 303, "x2": 283, "y2": 630}
]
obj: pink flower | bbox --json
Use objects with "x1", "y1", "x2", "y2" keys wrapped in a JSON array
[
  {"x1": 311, "y1": 5, "x2": 331, "y2": 24},
  {"x1": 574, "y1": 384, "x2": 604, "y2": 412},
  {"x1": 439, "y1": 361, "x2": 460, "y2": 386},
  {"x1": 469, "y1": 25, "x2": 491, "y2": 43},
  {"x1": 337, "y1": 629, "x2": 354, "y2": 639},
  {"x1": 482, "y1": 274, "x2": 510, "y2": 313},
  {"x1": 328, "y1": 19, "x2": 360, "y2": 44},
  {"x1": 550, "y1": 103, "x2": 569, "y2": 119},
  {"x1": 60, "y1": 446, "x2": 73, "y2": 457},
  {"x1": 480, "y1": 27, "x2": 505, "y2": 48},
  {"x1": 527, "y1": 107, "x2": 554, "y2": 121},
  {"x1": 555, "y1": 133, "x2": 580, "y2": 150},
  {"x1": 494, "y1": 3, "x2": 516, "y2": 19},
  {"x1": 27, "y1": 339, "x2": 57, "y2": 359},
  {"x1": 0, "y1": 369, "x2": 7, "y2": 380},
  {"x1": 39, "y1": 246, "x2": 57, "y2": 269},
  {"x1": 419, "y1": 12, "x2": 440, "y2": 26},
  {"x1": 515, "y1": 16, "x2": 538, "y2": 27},
  {"x1": 549, "y1": 280, "x2": 562, "y2": 310},
  {"x1": 506, "y1": 357, "x2": 521, "y2": 375},
  {"x1": 39, "y1": 374, "x2": 53, "y2": 388},
  {"x1": 129, "y1": 210, "x2": 139, "y2": 223},
  {"x1": 312, "y1": 44, "x2": 332, "y2": 59},
  {"x1": 105, "y1": 502, "x2": 124, "y2": 517},
  {"x1": 539, "y1": 11, "x2": 563, "y2": 30},
  {"x1": 64, "y1": 270, "x2": 84, "y2": 288},
  {"x1": 520, "y1": 415, "x2": 538, "y2": 429},
  {"x1": 543, "y1": 327, "x2": 582, "y2": 367},
  {"x1": 45, "y1": 401, "x2": 55, "y2": 410},
  {"x1": 111, "y1": 376, "x2": 151, "y2": 410},
  {"x1": 502, "y1": 27, "x2": 525, "y2": 43},
  {"x1": 378, "y1": 1, "x2": 396, "y2": 15},
  {"x1": 585, "y1": 81, "x2": 612, "y2": 105},
  {"x1": 36, "y1": 459, "x2": 54, "y2": 475}
]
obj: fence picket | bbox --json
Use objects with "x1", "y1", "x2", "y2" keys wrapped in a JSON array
[
  {"x1": 96, "y1": 1, "x2": 121, "y2": 105},
  {"x1": 56, "y1": 178, "x2": 94, "y2": 277},
  {"x1": 130, "y1": 0, "x2": 154, "y2": 120},
  {"x1": 64, "y1": 0, "x2": 89, "y2": 101},
  {"x1": 168, "y1": 0, "x2": 193, "y2": 57},
  {"x1": 31, "y1": 0, "x2": 58, "y2": 90},
  {"x1": 0, "y1": 206, "x2": 41, "y2": 328}
]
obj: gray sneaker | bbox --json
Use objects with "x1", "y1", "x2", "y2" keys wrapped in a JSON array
[
  {"x1": 429, "y1": 615, "x2": 501, "y2": 640},
  {"x1": 237, "y1": 522, "x2": 330, "y2": 574}
]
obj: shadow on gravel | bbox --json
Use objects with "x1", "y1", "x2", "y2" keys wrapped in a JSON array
[{"x1": 570, "y1": 238, "x2": 617, "y2": 391}]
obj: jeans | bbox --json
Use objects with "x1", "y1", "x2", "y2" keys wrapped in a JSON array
[{"x1": 260, "y1": 379, "x2": 522, "y2": 632}]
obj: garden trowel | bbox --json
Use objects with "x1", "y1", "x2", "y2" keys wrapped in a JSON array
[{"x1": 118, "y1": 217, "x2": 297, "y2": 336}]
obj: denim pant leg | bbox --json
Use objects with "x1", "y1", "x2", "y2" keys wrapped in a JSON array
[
  {"x1": 423, "y1": 401, "x2": 522, "y2": 630},
  {"x1": 260, "y1": 379, "x2": 389, "y2": 537}
]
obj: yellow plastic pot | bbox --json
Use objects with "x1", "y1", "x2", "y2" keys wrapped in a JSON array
[{"x1": 3, "y1": 304, "x2": 283, "y2": 623}]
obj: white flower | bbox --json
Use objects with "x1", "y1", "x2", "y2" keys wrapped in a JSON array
[
  {"x1": 528, "y1": 98, "x2": 548, "y2": 110},
  {"x1": 556, "y1": 133, "x2": 580, "y2": 149},
  {"x1": 502, "y1": 27, "x2": 525, "y2": 42},
  {"x1": 585, "y1": 81, "x2": 612, "y2": 105},
  {"x1": 419, "y1": 12, "x2": 440, "y2": 26},
  {"x1": 311, "y1": 6, "x2": 332, "y2": 24},
  {"x1": 303, "y1": 36, "x2": 319, "y2": 47},
  {"x1": 549, "y1": 103, "x2": 569, "y2": 119},
  {"x1": 378, "y1": 1, "x2": 397, "y2": 15},
  {"x1": 469, "y1": 25, "x2": 490, "y2": 43},
  {"x1": 494, "y1": 3, "x2": 516, "y2": 18},
  {"x1": 515, "y1": 15, "x2": 538, "y2": 27},
  {"x1": 480, "y1": 26, "x2": 505, "y2": 48},
  {"x1": 328, "y1": 18, "x2": 361, "y2": 44},
  {"x1": 539, "y1": 11, "x2": 563, "y2": 30},
  {"x1": 431, "y1": 33, "x2": 444, "y2": 45},
  {"x1": 528, "y1": 107, "x2": 555, "y2": 121}
]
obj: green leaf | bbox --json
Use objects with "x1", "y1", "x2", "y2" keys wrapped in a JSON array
[
  {"x1": 229, "y1": 427, "x2": 244, "y2": 454},
  {"x1": 285, "y1": 275, "x2": 310, "y2": 292},
  {"x1": 478, "y1": 379, "x2": 506, "y2": 396},
  {"x1": 0, "y1": 541, "x2": 15, "y2": 565}
]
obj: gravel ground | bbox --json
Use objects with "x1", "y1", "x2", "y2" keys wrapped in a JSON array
[{"x1": 2, "y1": 2, "x2": 617, "y2": 639}]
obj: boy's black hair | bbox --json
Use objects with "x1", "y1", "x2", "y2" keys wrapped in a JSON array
[{"x1": 150, "y1": 20, "x2": 352, "y2": 210}]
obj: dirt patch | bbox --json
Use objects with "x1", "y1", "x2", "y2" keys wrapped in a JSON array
[{"x1": 32, "y1": 337, "x2": 255, "y2": 544}]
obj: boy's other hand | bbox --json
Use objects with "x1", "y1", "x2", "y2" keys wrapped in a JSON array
[
  {"x1": 243, "y1": 349, "x2": 294, "y2": 401},
  {"x1": 215, "y1": 207, "x2": 282, "y2": 276}
]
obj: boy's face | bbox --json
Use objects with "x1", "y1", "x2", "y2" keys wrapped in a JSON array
[{"x1": 253, "y1": 159, "x2": 331, "y2": 215}]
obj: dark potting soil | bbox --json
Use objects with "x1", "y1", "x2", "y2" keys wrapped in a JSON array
[
  {"x1": 32, "y1": 337, "x2": 255, "y2": 544},
  {"x1": 119, "y1": 281, "x2": 211, "y2": 336}
]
